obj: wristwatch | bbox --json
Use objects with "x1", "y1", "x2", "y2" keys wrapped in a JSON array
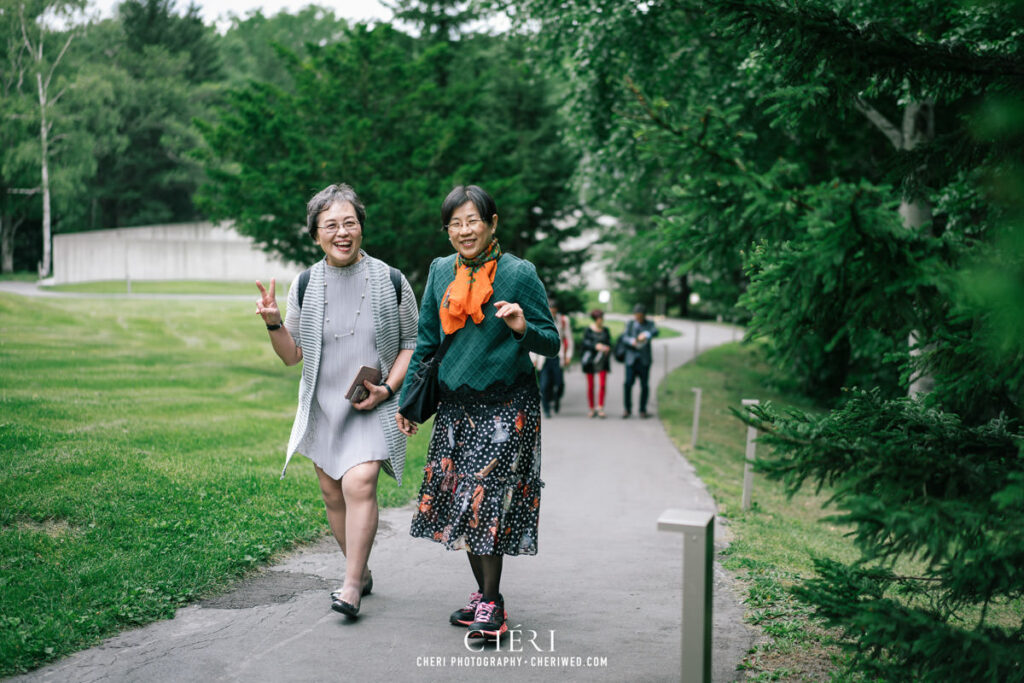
[{"x1": 266, "y1": 322, "x2": 283, "y2": 331}]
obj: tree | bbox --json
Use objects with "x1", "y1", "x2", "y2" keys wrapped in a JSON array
[
  {"x1": 15, "y1": 0, "x2": 84, "y2": 276},
  {"x1": 197, "y1": 23, "x2": 469, "y2": 283},
  {"x1": 63, "y1": 0, "x2": 222, "y2": 232},
  {"x1": 513, "y1": 0, "x2": 891, "y2": 329},
  {"x1": 197, "y1": 17, "x2": 580, "y2": 295},
  {"x1": 218, "y1": 6, "x2": 349, "y2": 89},
  {"x1": 0, "y1": 1, "x2": 35, "y2": 273},
  {"x1": 712, "y1": 0, "x2": 1024, "y2": 677},
  {"x1": 519, "y1": 0, "x2": 1024, "y2": 677},
  {"x1": 119, "y1": 0, "x2": 220, "y2": 84}
]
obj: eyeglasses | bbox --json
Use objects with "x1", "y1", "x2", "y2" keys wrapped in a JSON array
[
  {"x1": 445, "y1": 218, "x2": 486, "y2": 232},
  {"x1": 319, "y1": 220, "x2": 360, "y2": 236}
]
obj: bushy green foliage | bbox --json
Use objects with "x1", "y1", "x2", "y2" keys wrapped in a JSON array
[
  {"x1": 739, "y1": 179, "x2": 949, "y2": 400},
  {"x1": 520, "y1": 0, "x2": 1024, "y2": 678},
  {"x1": 746, "y1": 391, "x2": 1024, "y2": 681},
  {"x1": 196, "y1": 19, "x2": 581, "y2": 294}
]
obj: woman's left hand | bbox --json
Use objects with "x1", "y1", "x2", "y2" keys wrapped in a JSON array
[
  {"x1": 493, "y1": 300, "x2": 526, "y2": 335},
  {"x1": 353, "y1": 381, "x2": 390, "y2": 411}
]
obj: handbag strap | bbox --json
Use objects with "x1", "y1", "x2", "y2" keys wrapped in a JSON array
[{"x1": 433, "y1": 329, "x2": 457, "y2": 364}]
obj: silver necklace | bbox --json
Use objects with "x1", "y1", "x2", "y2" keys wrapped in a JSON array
[{"x1": 324, "y1": 267, "x2": 370, "y2": 339}]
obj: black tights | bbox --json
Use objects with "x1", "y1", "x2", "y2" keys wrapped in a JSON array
[{"x1": 467, "y1": 552, "x2": 503, "y2": 600}]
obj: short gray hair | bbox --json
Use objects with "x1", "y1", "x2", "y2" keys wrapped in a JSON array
[{"x1": 306, "y1": 183, "x2": 366, "y2": 239}]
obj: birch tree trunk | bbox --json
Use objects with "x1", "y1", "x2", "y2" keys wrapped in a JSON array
[
  {"x1": 900, "y1": 100, "x2": 935, "y2": 398},
  {"x1": 20, "y1": 4, "x2": 75, "y2": 278},
  {"x1": 37, "y1": 71, "x2": 51, "y2": 278},
  {"x1": 855, "y1": 96, "x2": 935, "y2": 397}
]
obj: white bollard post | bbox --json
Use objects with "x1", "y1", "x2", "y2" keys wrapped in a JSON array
[
  {"x1": 741, "y1": 399, "x2": 759, "y2": 511},
  {"x1": 658, "y1": 509, "x2": 714, "y2": 683},
  {"x1": 690, "y1": 388, "x2": 703, "y2": 450},
  {"x1": 664, "y1": 343, "x2": 669, "y2": 378},
  {"x1": 693, "y1": 322, "x2": 700, "y2": 359}
]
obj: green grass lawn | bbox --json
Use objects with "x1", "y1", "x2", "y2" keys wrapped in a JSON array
[
  {"x1": 44, "y1": 280, "x2": 264, "y2": 296},
  {"x1": 0, "y1": 293, "x2": 429, "y2": 676},
  {"x1": 658, "y1": 343, "x2": 860, "y2": 680}
]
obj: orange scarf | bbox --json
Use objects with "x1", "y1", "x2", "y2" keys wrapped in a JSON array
[{"x1": 439, "y1": 240, "x2": 502, "y2": 335}]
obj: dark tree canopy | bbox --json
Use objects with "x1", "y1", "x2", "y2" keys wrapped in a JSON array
[
  {"x1": 518, "y1": 0, "x2": 1024, "y2": 678},
  {"x1": 196, "y1": 21, "x2": 581, "y2": 296}
]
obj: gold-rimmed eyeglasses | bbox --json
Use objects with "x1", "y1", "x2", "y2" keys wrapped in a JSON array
[
  {"x1": 319, "y1": 220, "x2": 361, "y2": 236},
  {"x1": 445, "y1": 217, "x2": 486, "y2": 232}
]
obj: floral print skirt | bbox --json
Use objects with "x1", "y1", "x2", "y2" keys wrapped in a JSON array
[{"x1": 410, "y1": 384, "x2": 543, "y2": 556}]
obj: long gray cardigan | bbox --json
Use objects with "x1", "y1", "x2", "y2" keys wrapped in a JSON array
[{"x1": 280, "y1": 254, "x2": 418, "y2": 483}]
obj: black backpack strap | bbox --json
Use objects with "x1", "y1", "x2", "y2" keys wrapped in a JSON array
[
  {"x1": 389, "y1": 266, "x2": 402, "y2": 307},
  {"x1": 300, "y1": 265, "x2": 398, "y2": 309},
  {"x1": 297, "y1": 267, "x2": 311, "y2": 309}
]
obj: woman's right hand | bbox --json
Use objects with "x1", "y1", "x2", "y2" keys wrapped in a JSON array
[
  {"x1": 396, "y1": 413, "x2": 418, "y2": 436},
  {"x1": 255, "y1": 279, "x2": 282, "y2": 326}
]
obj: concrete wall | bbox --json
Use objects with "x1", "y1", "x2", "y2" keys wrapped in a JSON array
[{"x1": 52, "y1": 222, "x2": 302, "y2": 285}]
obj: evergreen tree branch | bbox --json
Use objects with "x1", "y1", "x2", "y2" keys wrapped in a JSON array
[
  {"x1": 624, "y1": 74, "x2": 815, "y2": 212},
  {"x1": 891, "y1": 574, "x2": 943, "y2": 583},
  {"x1": 710, "y1": 0, "x2": 1024, "y2": 84},
  {"x1": 731, "y1": 406, "x2": 814, "y2": 446}
]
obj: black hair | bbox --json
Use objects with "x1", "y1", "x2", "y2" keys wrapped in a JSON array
[
  {"x1": 440, "y1": 185, "x2": 497, "y2": 230},
  {"x1": 306, "y1": 183, "x2": 366, "y2": 240},
  {"x1": 590, "y1": 309, "x2": 604, "y2": 320}
]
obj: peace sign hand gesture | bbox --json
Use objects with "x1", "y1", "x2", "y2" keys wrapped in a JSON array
[{"x1": 255, "y1": 279, "x2": 283, "y2": 326}]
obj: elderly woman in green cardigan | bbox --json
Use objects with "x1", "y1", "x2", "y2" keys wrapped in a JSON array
[
  {"x1": 255, "y1": 183, "x2": 418, "y2": 619},
  {"x1": 396, "y1": 185, "x2": 559, "y2": 640}
]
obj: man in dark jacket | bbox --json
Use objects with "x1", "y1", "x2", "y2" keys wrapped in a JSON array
[{"x1": 622, "y1": 304, "x2": 659, "y2": 418}]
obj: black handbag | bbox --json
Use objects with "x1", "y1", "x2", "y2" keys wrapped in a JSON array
[
  {"x1": 613, "y1": 335, "x2": 628, "y2": 363},
  {"x1": 398, "y1": 333, "x2": 457, "y2": 423},
  {"x1": 613, "y1": 321, "x2": 634, "y2": 363}
]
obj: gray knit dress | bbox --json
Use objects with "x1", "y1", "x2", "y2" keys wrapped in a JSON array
[{"x1": 284, "y1": 258, "x2": 388, "y2": 480}]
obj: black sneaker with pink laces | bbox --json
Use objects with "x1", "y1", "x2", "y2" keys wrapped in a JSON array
[
  {"x1": 467, "y1": 594, "x2": 507, "y2": 639},
  {"x1": 450, "y1": 591, "x2": 483, "y2": 626}
]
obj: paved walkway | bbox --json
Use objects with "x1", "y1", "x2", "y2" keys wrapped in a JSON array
[{"x1": 11, "y1": 304, "x2": 753, "y2": 682}]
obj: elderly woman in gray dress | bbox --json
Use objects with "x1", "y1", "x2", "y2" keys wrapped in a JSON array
[{"x1": 255, "y1": 183, "x2": 418, "y2": 618}]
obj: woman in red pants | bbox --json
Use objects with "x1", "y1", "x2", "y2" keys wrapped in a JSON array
[{"x1": 580, "y1": 309, "x2": 612, "y2": 418}]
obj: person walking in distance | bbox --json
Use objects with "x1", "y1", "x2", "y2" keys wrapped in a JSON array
[
  {"x1": 536, "y1": 299, "x2": 573, "y2": 418},
  {"x1": 622, "y1": 303, "x2": 659, "y2": 419},
  {"x1": 580, "y1": 309, "x2": 612, "y2": 418}
]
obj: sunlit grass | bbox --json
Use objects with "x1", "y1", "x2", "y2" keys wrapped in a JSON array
[{"x1": 0, "y1": 293, "x2": 428, "y2": 675}]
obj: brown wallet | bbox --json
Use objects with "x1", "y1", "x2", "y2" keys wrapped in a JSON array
[{"x1": 345, "y1": 365, "x2": 382, "y2": 403}]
